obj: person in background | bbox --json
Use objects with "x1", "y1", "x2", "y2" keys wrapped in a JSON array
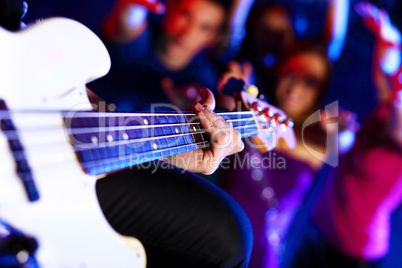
[
  {"x1": 219, "y1": 0, "x2": 349, "y2": 102},
  {"x1": 218, "y1": 41, "x2": 358, "y2": 268},
  {"x1": 292, "y1": 2, "x2": 402, "y2": 267},
  {"x1": 214, "y1": 2, "x2": 352, "y2": 266},
  {"x1": 90, "y1": 0, "x2": 233, "y2": 111},
  {"x1": 231, "y1": 2, "x2": 294, "y2": 97}
]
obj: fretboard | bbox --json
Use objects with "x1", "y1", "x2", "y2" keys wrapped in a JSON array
[{"x1": 64, "y1": 111, "x2": 260, "y2": 175}]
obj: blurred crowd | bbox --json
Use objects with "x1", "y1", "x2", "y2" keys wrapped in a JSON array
[
  {"x1": 87, "y1": 0, "x2": 402, "y2": 267},
  {"x1": 3, "y1": 0, "x2": 402, "y2": 267}
]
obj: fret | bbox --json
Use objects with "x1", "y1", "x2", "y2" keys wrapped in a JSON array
[
  {"x1": 79, "y1": 150, "x2": 91, "y2": 162},
  {"x1": 188, "y1": 115, "x2": 203, "y2": 151},
  {"x1": 92, "y1": 146, "x2": 102, "y2": 161},
  {"x1": 73, "y1": 133, "x2": 89, "y2": 144},
  {"x1": 151, "y1": 138, "x2": 163, "y2": 160},
  {"x1": 182, "y1": 114, "x2": 195, "y2": 152},
  {"x1": 106, "y1": 128, "x2": 116, "y2": 160},
  {"x1": 175, "y1": 113, "x2": 187, "y2": 123},
  {"x1": 175, "y1": 114, "x2": 190, "y2": 153},
  {"x1": 191, "y1": 123, "x2": 205, "y2": 144},
  {"x1": 163, "y1": 126, "x2": 173, "y2": 135},
  {"x1": 186, "y1": 121, "x2": 198, "y2": 151},
  {"x1": 166, "y1": 115, "x2": 178, "y2": 124},
  {"x1": 168, "y1": 116, "x2": 182, "y2": 152},
  {"x1": 129, "y1": 128, "x2": 139, "y2": 139},
  {"x1": 154, "y1": 126, "x2": 164, "y2": 137},
  {"x1": 141, "y1": 116, "x2": 158, "y2": 159},
  {"x1": 165, "y1": 115, "x2": 179, "y2": 151},
  {"x1": 157, "y1": 115, "x2": 169, "y2": 124},
  {"x1": 156, "y1": 116, "x2": 170, "y2": 158},
  {"x1": 125, "y1": 116, "x2": 139, "y2": 126},
  {"x1": 99, "y1": 147, "x2": 111, "y2": 162}
]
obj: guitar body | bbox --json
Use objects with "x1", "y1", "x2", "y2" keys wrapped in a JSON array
[{"x1": 0, "y1": 18, "x2": 144, "y2": 267}]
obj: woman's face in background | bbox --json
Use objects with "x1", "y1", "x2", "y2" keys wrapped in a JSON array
[
  {"x1": 275, "y1": 52, "x2": 327, "y2": 121},
  {"x1": 163, "y1": 0, "x2": 225, "y2": 61}
]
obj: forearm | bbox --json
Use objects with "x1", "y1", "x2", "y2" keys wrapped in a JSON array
[{"x1": 325, "y1": 0, "x2": 350, "y2": 61}]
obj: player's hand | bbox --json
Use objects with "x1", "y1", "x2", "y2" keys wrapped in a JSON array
[
  {"x1": 319, "y1": 106, "x2": 360, "y2": 134},
  {"x1": 217, "y1": 62, "x2": 253, "y2": 111},
  {"x1": 162, "y1": 88, "x2": 244, "y2": 175},
  {"x1": 218, "y1": 61, "x2": 253, "y2": 90}
]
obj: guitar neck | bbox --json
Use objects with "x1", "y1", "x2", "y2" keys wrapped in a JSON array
[{"x1": 64, "y1": 110, "x2": 262, "y2": 175}]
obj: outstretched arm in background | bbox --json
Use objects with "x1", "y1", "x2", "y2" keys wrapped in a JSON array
[
  {"x1": 324, "y1": 0, "x2": 350, "y2": 62},
  {"x1": 356, "y1": 1, "x2": 402, "y2": 148}
]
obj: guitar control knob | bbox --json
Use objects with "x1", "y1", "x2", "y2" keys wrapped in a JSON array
[
  {"x1": 283, "y1": 118, "x2": 294, "y2": 128},
  {"x1": 252, "y1": 102, "x2": 262, "y2": 112},
  {"x1": 263, "y1": 108, "x2": 271, "y2": 119},
  {"x1": 273, "y1": 114, "x2": 281, "y2": 124}
]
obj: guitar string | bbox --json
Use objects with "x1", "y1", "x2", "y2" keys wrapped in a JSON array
[
  {"x1": 3, "y1": 124, "x2": 263, "y2": 163},
  {"x1": 0, "y1": 117, "x2": 265, "y2": 141},
  {"x1": 4, "y1": 127, "x2": 266, "y2": 164},
  {"x1": 0, "y1": 122, "x2": 260, "y2": 164},
  {"x1": 5, "y1": 129, "x2": 265, "y2": 178},
  {"x1": 0, "y1": 110, "x2": 258, "y2": 120},
  {"x1": 5, "y1": 117, "x2": 257, "y2": 135},
  {"x1": 63, "y1": 111, "x2": 258, "y2": 118}
]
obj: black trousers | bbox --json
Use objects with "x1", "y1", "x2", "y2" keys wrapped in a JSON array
[{"x1": 96, "y1": 164, "x2": 253, "y2": 268}]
